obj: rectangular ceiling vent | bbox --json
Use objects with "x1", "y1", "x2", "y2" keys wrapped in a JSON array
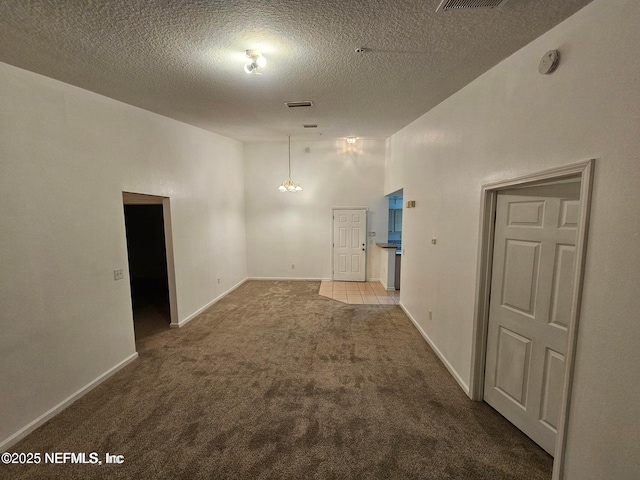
[
  {"x1": 303, "y1": 124, "x2": 318, "y2": 128},
  {"x1": 285, "y1": 101, "x2": 313, "y2": 108},
  {"x1": 436, "y1": 0, "x2": 510, "y2": 11}
]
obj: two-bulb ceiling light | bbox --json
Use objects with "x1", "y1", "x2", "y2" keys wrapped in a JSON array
[
  {"x1": 279, "y1": 135, "x2": 302, "y2": 193},
  {"x1": 244, "y1": 49, "x2": 266, "y2": 74}
]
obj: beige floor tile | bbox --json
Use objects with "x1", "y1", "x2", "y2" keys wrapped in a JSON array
[
  {"x1": 377, "y1": 297, "x2": 395, "y2": 304},
  {"x1": 315, "y1": 281, "x2": 393, "y2": 305}
]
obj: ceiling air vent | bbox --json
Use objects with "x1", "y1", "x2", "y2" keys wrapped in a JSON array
[
  {"x1": 303, "y1": 124, "x2": 318, "y2": 128},
  {"x1": 285, "y1": 101, "x2": 313, "y2": 108},
  {"x1": 436, "y1": 0, "x2": 510, "y2": 11}
]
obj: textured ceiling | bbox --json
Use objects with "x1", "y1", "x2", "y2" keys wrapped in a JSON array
[{"x1": 0, "y1": 0, "x2": 592, "y2": 142}]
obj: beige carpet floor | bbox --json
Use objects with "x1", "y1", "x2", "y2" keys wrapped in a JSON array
[{"x1": 5, "y1": 280, "x2": 552, "y2": 479}]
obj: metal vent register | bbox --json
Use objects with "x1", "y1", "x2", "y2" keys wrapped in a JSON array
[
  {"x1": 436, "y1": 0, "x2": 510, "y2": 11},
  {"x1": 285, "y1": 101, "x2": 313, "y2": 108}
]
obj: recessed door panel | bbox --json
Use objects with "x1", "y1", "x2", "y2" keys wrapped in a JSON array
[
  {"x1": 501, "y1": 240, "x2": 540, "y2": 317},
  {"x1": 559, "y1": 200, "x2": 580, "y2": 229},
  {"x1": 549, "y1": 245, "x2": 576, "y2": 330},
  {"x1": 338, "y1": 254, "x2": 347, "y2": 273},
  {"x1": 507, "y1": 201, "x2": 544, "y2": 227},
  {"x1": 351, "y1": 255, "x2": 361, "y2": 273},
  {"x1": 338, "y1": 226, "x2": 347, "y2": 248},
  {"x1": 495, "y1": 327, "x2": 531, "y2": 407},
  {"x1": 351, "y1": 227, "x2": 360, "y2": 248},
  {"x1": 540, "y1": 348, "x2": 565, "y2": 432}
]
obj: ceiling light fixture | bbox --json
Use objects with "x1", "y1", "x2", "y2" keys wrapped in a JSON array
[
  {"x1": 279, "y1": 135, "x2": 302, "y2": 193},
  {"x1": 346, "y1": 137, "x2": 357, "y2": 144},
  {"x1": 244, "y1": 49, "x2": 266, "y2": 75}
]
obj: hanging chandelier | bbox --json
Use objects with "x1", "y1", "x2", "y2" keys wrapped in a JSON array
[{"x1": 279, "y1": 135, "x2": 302, "y2": 193}]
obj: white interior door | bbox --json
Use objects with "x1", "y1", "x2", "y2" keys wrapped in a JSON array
[
  {"x1": 484, "y1": 181, "x2": 581, "y2": 455},
  {"x1": 333, "y1": 209, "x2": 366, "y2": 282}
]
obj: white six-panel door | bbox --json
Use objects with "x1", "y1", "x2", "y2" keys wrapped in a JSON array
[
  {"x1": 333, "y1": 209, "x2": 366, "y2": 282},
  {"x1": 484, "y1": 182, "x2": 581, "y2": 455}
]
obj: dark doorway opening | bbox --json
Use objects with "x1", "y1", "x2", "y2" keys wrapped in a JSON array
[{"x1": 124, "y1": 204, "x2": 171, "y2": 341}]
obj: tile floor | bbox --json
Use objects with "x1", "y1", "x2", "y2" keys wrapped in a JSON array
[{"x1": 318, "y1": 281, "x2": 400, "y2": 305}]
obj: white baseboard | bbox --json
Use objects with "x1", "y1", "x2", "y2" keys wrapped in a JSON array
[
  {"x1": 248, "y1": 277, "x2": 380, "y2": 283},
  {"x1": 399, "y1": 302, "x2": 469, "y2": 395},
  {"x1": 247, "y1": 277, "x2": 327, "y2": 281},
  {"x1": 378, "y1": 279, "x2": 396, "y2": 291},
  {"x1": 174, "y1": 277, "x2": 249, "y2": 328},
  {"x1": 1, "y1": 352, "x2": 138, "y2": 452}
]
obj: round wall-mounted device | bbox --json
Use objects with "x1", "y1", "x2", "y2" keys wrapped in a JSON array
[{"x1": 539, "y1": 50, "x2": 560, "y2": 75}]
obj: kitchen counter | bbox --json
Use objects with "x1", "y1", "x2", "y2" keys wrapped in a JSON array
[{"x1": 376, "y1": 243, "x2": 398, "y2": 249}]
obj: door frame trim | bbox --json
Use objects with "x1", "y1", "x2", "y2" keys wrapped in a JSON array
[
  {"x1": 122, "y1": 192, "x2": 179, "y2": 328},
  {"x1": 468, "y1": 159, "x2": 594, "y2": 480},
  {"x1": 331, "y1": 207, "x2": 368, "y2": 281}
]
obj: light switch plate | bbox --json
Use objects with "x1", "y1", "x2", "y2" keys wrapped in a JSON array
[{"x1": 114, "y1": 268, "x2": 124, "y2": 280}]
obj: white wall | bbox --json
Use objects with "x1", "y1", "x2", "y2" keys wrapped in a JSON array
[
  {"x1": 385, "y1": 1, "x2": 640, "y2": 478},
  {"x1": 244, "y1": 140, "x2": 386, "y2": 281},
  {"x1": 0, "y1": 63, "x2": 247, "y2": 447}
]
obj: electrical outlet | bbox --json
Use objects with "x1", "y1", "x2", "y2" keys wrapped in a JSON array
[
  {"x1": 114, "y1": 268, "x2": 124, "y2": 281},
  {"x1": 428, "y1": 310, "x2": 433, "y2": 320},
  {"x1": 291, "y1": 264, "x2": 295, "y2": 269},
  {"x1": 217, "y1": 278, "x2": 221, "y2": 284}
]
